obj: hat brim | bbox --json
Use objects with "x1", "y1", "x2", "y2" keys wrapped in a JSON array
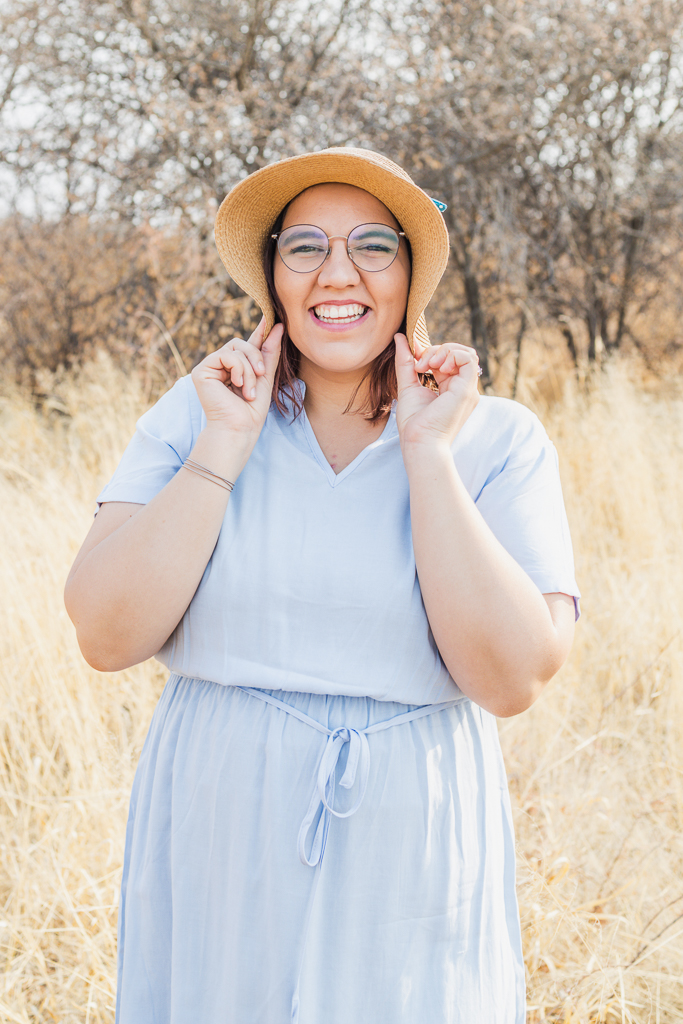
[{"x1": 214, "y1": 148, "x2": 450, "y2": 352}]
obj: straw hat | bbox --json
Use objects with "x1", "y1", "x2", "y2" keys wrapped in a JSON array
[{"x1": 214, "y1": 147, "x2": 450, "y2": 352}]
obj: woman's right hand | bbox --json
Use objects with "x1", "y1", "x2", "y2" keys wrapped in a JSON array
[{"x1": 191, "y1": 317, "x2": 283, "y2": 439}]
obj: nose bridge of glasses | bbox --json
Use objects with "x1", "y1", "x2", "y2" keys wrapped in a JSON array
[
  {"x1": 319, "y1": 236, "x2": 362, "y2": 280},
  {"x1": 323, "y1": 235, "x2": 354, "y2": 265},
  {"x1": 323, "y1": 235, "x2": 358, "y2": 270}
]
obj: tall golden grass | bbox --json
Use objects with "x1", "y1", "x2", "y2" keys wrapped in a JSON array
[{"x1": 1, "y1": 354, "x2": 682, "y2": 1022}]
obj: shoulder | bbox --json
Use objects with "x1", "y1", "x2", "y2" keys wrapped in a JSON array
[
  {"x1": 144, "y1": 374, "x2": 202, "y2": 416},
  {"x1": 456, "y1": 395, "x2": 550, "y2": 464},
  {"x1": 470, "y1": 394, "x2": 546, "y2": 441},
  {"x1": 137, "y1": 375, "x2": 205, "y2": 442},
  {"x1": 97, "y1": 376, "x2": 205, "y2": 505}
]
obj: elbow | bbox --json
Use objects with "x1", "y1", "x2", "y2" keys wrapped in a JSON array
[
  {"x1": 64, "y1": 592, "x2": 108, "y2": 672},
  {"x1": 458, "y1": 672, "x2": 547, "y2": 718},
  {"x1": 65, "y1": 597, "x2": 137, "y2": 674},
  {"x1": 65, "y1": 583, "x2": 146, "y2": 672},
  {"x1": 444, "y1": 598, "x2": 576, "y2": 718},
  {"x1": 74, "y1": 622, "x2": 164, "y2": 673},
  {"x1": 74, "y1": 631, "x2": 136, "y2": 673},
  {"x1": 490, "y1": 679, "x2": 546, "y2": 718},
  {"x1": 488, "y1": 649, "x2": 569, "y2": 718},
  {"x1": 70, "y1": 616, "x2": 166, "y2": 673},
  {"x1": 78, "y1": 642, "x2": 131, "y2": 674},
  {"x1": 76, "y1": 627, "x2": 165, "y2": 672}
]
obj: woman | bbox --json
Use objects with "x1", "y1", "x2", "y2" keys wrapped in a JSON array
[{"x1": 65, "y1": 148, "x2": 579, "y2": 1023}]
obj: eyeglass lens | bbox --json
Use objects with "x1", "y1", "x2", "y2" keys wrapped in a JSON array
[{"x1": 277, "y1": 223, "x2": 401, "y2": 273}]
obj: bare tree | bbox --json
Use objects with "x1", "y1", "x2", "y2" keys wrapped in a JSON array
[
  {"x1": 0, "y1": 0, "x2": 370, "y2": 379},
  {"x1": 519, "y1": 0, "x2": 683, "y2": 362},
  {"x1": 0, "y1": 0, "x2": 367, "y2": 220},
  {"x1": 0, "y1": 213, "x2": 258, "y2": 381},
  {"x1": 2, "y1": 0, "x2": 683, "y2": 385},
  {"x1": 364, "y1": 0, "x2": 683, "y2": 374}
]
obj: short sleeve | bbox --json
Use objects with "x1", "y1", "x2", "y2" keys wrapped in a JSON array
[
  {"x1": 97, "y1": 376, "x2": 204, "y2": 506},
  {"x1": 461, "y1": 400, "x2": 580, "y2": 619}
]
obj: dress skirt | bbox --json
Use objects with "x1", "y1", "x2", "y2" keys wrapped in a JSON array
[{"x1": 116, "y1": 674, "x2": 525, "y2": 1023}]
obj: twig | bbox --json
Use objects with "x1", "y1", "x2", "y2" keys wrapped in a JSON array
[
  {"x1": 626, "y1": 916, "x2": 683, "y2": 970},
  {"x1": 601, "y1": 631, "x2": 681, "y2": 712},
  {"x1": 135, "y1": 311, "x2": 188, "y2": 378}
]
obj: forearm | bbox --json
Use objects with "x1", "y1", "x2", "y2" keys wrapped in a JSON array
[
  {"x1": 404, "y1": 442, "x2": 567, "y2": 716},
  {"x1": 65, "y1": 428, "x2": 250, "y2": 671}
]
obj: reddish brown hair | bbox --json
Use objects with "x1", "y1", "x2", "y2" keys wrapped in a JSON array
[{"x1": 263, "y1": 207, "x2": 411, "y2": 423}]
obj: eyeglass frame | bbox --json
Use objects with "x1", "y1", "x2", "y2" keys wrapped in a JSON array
[{"x1": 271, "y1": 222, "x2": 407, "y2": 274}]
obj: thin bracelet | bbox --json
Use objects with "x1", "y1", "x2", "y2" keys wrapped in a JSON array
[{"x1": 182, "y1": 458, "x2": 234, "y2": 492}]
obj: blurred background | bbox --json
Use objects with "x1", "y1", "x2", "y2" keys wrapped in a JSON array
[{"x1": 1, "y1": 2, "x2": 683, "y2": 1021}]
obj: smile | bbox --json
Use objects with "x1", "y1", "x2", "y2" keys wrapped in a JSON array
[{"x1": 313, "y1": 303, "x2": 369, "y2": 324}]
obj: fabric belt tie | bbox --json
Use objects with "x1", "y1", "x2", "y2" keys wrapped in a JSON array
[{"x1": 237, "y1": 686, "x2": 466, "y2": 868}]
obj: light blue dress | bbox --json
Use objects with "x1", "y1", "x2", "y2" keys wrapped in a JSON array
[{"x1": 98, "y1": 378, "x2": 579, "y2": 1023}]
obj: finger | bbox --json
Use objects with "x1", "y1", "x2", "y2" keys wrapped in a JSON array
[
  {"x1": 412, "y1": 333, "x2": 430, "y2": 361},
  {"x1": 223, "y1": 350, "x2": 248, "y2": 388},
  {"x1": 231, "y1": 338, "x2": 266, "y2": 376},
  {"x1": 247, "y1": 315, "x2": 267, "y2": 352},
  {"x1": 423, "y1": 347, "x2": 451, "y2": 372},
  {"x1": 394, "y1": 333, "x2": 420, "y2": 393},
  {"x1": 441, "y1": 349, "x2": 480, "y2": 383},
  {"x1": 428, "y1": 344, "x2": 477, "y2": 373},
  {"x1": 434, "y1": 349, "x2": 458, "y2": 376},
  {"x1": 261, "y1": 323, "x2": 284, "y2": 386},
  {"x1": 415, "y1": 345, "x2": 439, "y2": 372},
  {"x1": 456, "y1": 355, "x2": 482, "y2": 385},
  {"x1": 233, "y1": 351, "x2": 257, "y2": 400},
  {"x1": 220, "y1": 351, "x2": 258, "y2": 399},
  {"x1": 419, "y1": 343, "x2": 475, "y2": 372},
  {"x1": 194, "y1": 341, "x2": 245, "y2": 383}
]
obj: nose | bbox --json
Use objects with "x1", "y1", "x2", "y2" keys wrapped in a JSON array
[{"x1": 316, "y1": 237, "x2": 361, "y2": 288}]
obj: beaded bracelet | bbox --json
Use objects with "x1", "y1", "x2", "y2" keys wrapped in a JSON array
[{"x1": 182, "y1": 458, "x2": 234, "y2": 492}]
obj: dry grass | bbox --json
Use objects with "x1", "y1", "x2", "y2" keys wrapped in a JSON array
[
  {"x1": 1, "y1": 353, "x2": 682, "y2": 1022},
  {"x1": 509, "y1": 365, "x2": 683, "y2": 1022},
  {"x1": 0, "y1": 357, "x2": 166, "y2": 1022}
]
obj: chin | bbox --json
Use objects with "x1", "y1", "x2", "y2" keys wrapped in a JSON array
[
  {"x1": 310, "y1": 349, "x2": 382, "y2": 375},
  {"x1": 298, "y1": 333, "x2": 390, "y2": 371}
]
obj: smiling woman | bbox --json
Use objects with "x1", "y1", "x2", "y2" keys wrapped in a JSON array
[
  {"x1": 64, "y1": 148, "x2": 580, "y2": 1024},
  {"x1": 267, "y1": 183, "x2": 411, "y2": 451},
  {"x1": 276, "y1": 188, "x2": 409, "y2": 348},
  {"x1": 265, "y1": 183, "x2": 413, "y2": 428}
]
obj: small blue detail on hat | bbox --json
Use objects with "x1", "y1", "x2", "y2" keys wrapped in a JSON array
[{"x1": 431, "y1": 198, "x2": 448, "y2": 212}]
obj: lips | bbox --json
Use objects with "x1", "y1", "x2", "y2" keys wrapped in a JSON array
[{"x1": 313, "y1": 302, "x2": 369, "y2": 324}]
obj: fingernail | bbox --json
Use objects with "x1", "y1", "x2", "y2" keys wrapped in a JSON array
[
  {"x1": 250, "y1": 387, "x2": 256, "y2": 399},
  {"x1": 258, "y1": 362, "x2": 265, "y2": 372}
]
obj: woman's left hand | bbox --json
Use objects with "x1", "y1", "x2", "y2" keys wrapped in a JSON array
[{"x1": 394, "y1": 332, "x2": 481, "y2": 450}]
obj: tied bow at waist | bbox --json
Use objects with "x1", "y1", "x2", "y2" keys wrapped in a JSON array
[
  {"x1": 298, "y1": 725, "x2": 370, "y2": 867},
  {"x1": 237, "y1": 686, "x2": 466, "y2": 867}
]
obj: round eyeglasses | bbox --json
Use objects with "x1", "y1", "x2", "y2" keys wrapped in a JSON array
[{"x1": 272, "y1": 222, "x2": 406, "y2": 274}]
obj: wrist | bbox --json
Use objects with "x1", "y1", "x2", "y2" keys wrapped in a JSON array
[
  {"x1": 400, "y1": 436, "x2": 453, "y2": 472},
  {"x1": 191, "y1": 426, "x2": 256, "y2": 481}
]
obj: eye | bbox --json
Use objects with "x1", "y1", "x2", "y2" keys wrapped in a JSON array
[
  {"x1": 352, "y1": 242, "x2": 394, "y2": 254},
  {"x1": 289, "y1": 243, "x2": 327, "y2": 255}
]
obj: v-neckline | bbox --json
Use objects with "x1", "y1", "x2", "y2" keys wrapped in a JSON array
[{"x1": 300, "y1": 405, "x2": 398, "y2": 487}]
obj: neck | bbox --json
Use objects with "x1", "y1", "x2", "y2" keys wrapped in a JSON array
[
  {"x1": 296, "y1": 356, "x2": 389, "y2": 475},
  {"x1": 298, "y1": 357, "x2": 372, "y2": 422}
]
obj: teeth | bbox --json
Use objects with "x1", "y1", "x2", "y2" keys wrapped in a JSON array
[{"x1": 314, "y1": 303, "x2": 367, "y2": 323}]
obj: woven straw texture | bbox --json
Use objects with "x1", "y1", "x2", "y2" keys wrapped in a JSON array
[{"x1": 214, "y1": 148, "x2": 450, "y2": 351}]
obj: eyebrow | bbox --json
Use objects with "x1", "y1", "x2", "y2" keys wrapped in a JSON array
[
  {"x1": 281, "y1": 227, "x2": 325, "y2": 242},
  {"x1": 350, "y1": 226, "x2": 396, "y2": 241}
]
